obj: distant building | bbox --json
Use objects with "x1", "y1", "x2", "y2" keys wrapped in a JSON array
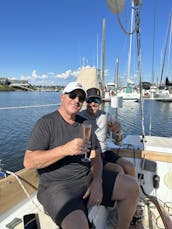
[
  {"x1": 0, "y1": 78, "x2": 30, "y2": 87},
  {"x1": 0, "y1": 78, "x2": 10, "y2": 85}
]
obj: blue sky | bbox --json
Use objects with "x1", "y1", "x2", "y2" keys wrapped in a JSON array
[{"x1": 0, "y1": 0, "x2": 171, "y2": 86}]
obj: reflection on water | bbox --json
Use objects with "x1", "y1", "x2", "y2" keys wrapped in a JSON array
[
  {"x1": 103, "y1": 100, "x2": 172, "y2": 138},
  {"x1": 0, "y1": 92, "x2": 172, "y2": 171}
]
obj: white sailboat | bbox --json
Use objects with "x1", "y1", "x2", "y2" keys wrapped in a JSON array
[
  {"x1": 116, "y1": 1, "x2": 140, "y2": 101},
  {"x1": 150, "y1": 11, "x2": 172, "y2": 102},
  {"x1": 105, "y1": 1, "x2": 140, "y2": 102}
]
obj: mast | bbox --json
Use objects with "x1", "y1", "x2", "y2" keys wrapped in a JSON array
[
  {"x1": 135, "y1": 2, "x2": 145, "y2": 141},
  {"x1": 101, "y1": 18, "x2": 106, "y2": 95},
  {"x1": 96, "y1": 33, "x2": 100, "y2": 88},
  {"x1": 96, "y1": 33, "x2": 99, "y2": 72},
  {"x1": 127, "y1": 2, "x2": 135, "y2": 84},
  {"x1": 115, "y1": 57, "x2": 119, "y2": 89},
  {"x1": 151, "y1": 0, "x2": 156, "y2": 84},
  {"x1": 166, "y1": 12, "x2": 172, "y2": 80},
  {"x1": 159, "y1": 12, "x2": 172, "y2": 87}
]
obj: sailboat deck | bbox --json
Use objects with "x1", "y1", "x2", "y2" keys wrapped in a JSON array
[
  {"x1": 109, "y1": 135, "x2": 172, "y2": 154},
  {"x1": 144, "y1": 136, "x2": 172, "y2": 153}
]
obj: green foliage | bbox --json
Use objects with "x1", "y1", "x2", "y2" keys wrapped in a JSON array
[{"x1": 0, "y1": 85, "x2": 16, "y2": 91}]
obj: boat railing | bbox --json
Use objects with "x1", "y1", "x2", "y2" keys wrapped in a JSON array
[{"x1": 0, "y1": 103, "x2": 59, "y2": 110}]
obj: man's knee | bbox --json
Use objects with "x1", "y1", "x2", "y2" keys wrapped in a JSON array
[
  {"x1": 128, "y1": 176, "x2": 140, "y2": 198},
  {"x1": 126, "y1": 163, "x2": 137, "y2": 176},
  {"x1": 112, "y1": 174, "x2": 139, "y2": 201},
  {"x1": 104, "y1": 162, "x2": 124, "y2": 174},
  {"x1": 61, "y1": 209, "x2": 89, "y2": 229},
  {"x1": 117, "y1": 158, "x2": 137, "y2": 176}
]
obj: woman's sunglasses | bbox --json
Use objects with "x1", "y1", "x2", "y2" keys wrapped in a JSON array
[
  {"x1": 86, "y1": 97, "x2": 102, "y2": 104},
  {"x1": 65, "y1": 92, "x2": 85, "y2": 103}
]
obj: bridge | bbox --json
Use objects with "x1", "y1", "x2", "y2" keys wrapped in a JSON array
[
  {"x1": 10, "y1": 83, "x2": 33, "y2": 91},
  {"x1": 9, "y1": 81, "x2": 34, "y2": 91}
]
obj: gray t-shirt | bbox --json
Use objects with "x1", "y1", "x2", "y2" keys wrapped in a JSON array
[
  {"x1": 79, "y1": 110, "x2": 108, "y2": 153},
  {"x1": 27, "y1": 110, "x2": 98, "y2": 187}
]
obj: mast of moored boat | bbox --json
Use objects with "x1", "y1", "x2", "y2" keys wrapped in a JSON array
[
  {"x1": 101, "y1": 18, "x2": 106, "y2": 97},
  {"x1": 127, "y1": 0, "x2": 135, "y2": 85}
]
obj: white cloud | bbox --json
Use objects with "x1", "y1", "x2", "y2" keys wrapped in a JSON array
[
  {"x1": 16, "y1": 65, "x2": 96, "y2": 85},
  {"x1": 55, "y1": 68, "x2": 81, "y2": 79},
  {"x1": 32, "y1": 70, "x2": 48, "y2": 79},
  {"x1": 56, "y1": 69, "x2": 72, "y2": 79}
]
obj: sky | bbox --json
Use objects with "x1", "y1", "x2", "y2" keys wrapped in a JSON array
[{"x1": 0, "y1": 0, "x2": 171, "y2": 86}]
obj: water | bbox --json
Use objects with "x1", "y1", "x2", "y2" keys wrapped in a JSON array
[{"x1": 0, "y1": 92, "x2": 172, "y2": 172}]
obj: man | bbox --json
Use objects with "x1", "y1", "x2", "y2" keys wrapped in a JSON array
[
  {"x1": 23, "y1": 82, "x2": 139, "y2": 229},
  {"x1": 79, "y1": 87, "x2": 136, "y2": 176}
]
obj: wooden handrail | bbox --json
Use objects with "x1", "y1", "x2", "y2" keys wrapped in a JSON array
[{"x1": 111, "y1": 148, "x2": 172, "y2": 163}]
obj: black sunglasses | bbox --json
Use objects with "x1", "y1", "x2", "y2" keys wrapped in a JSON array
[
  {"x1": 65, "y1": 92, "x2": 85, "y2": 103},
  {"x1": 86, "y1": 97, "x2": 101, "y2": 104}
]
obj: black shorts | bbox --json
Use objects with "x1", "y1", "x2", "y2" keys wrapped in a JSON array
[
  {"x1": 37, "y1": 169, "x2": 118, "y2": 226},
  {"x1": 102, "y1": 150, "x2": 121, "y2": 166}
]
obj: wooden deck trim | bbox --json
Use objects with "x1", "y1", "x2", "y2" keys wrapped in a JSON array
[
  {"x1": 112, "y1": 148, "x2": 172, "y2": 163},
  {"x1": 141, "y1": 150, "x2": 172, "y2": 163},
  {"x1": 0, "y1": 169, "x2": 38, "y2": 215}
]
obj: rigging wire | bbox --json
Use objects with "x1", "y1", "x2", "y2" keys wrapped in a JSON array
[
  {"x1": 116, "y1": 7, "x2": 136, "y2": 35},
  {"x1": 0, "y1": 103, "x2": 59, "y2": 110},
  {"x1": 134, "y1": 6, "x2": 145, "y2": 143},
  {"x1": 108, "y1": 0, "x2": 138, "y2": 35},
  {"x1": 166, "y1": 11, "x2": 172, "y2": 80},
  {"x1": 159, "y1": 12, "x2": 172, "y2": 87}
]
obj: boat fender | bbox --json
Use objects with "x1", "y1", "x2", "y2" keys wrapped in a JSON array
[
  {"x1": 110, "y1": 96, "x2": 123, "y2": 108},
  {"x1": 153, "y1": 174, "x2": 160, "y2": 189},
  {"x1": 0, "y1": 170, "x2": 6, "y2": 179},
  {"x1": 0, "y1": 160, "x2": 6, "y2": 179}
]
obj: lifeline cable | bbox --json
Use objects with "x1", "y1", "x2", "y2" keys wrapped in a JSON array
[
  {"x1": 5, "y1": 170, "x2": 44, "y2": 213},
  {"x1": 0, "y1": 103, "x2": 59, "y2": 110}
]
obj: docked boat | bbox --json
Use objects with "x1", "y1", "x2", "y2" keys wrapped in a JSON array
[
  {"x1": 148, "y1": 85, "x2": 172, "y2": 102},
  {"x1": 103, "y1": 82, "x2": 140, "y2": 102},
  {"x1": 117, "y1": 85, "x2": 140, "y2": 101}
]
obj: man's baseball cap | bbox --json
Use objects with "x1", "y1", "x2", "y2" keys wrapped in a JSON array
[{"x1": 63, "y1": 82, "x2": 86, "y2": 96}]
